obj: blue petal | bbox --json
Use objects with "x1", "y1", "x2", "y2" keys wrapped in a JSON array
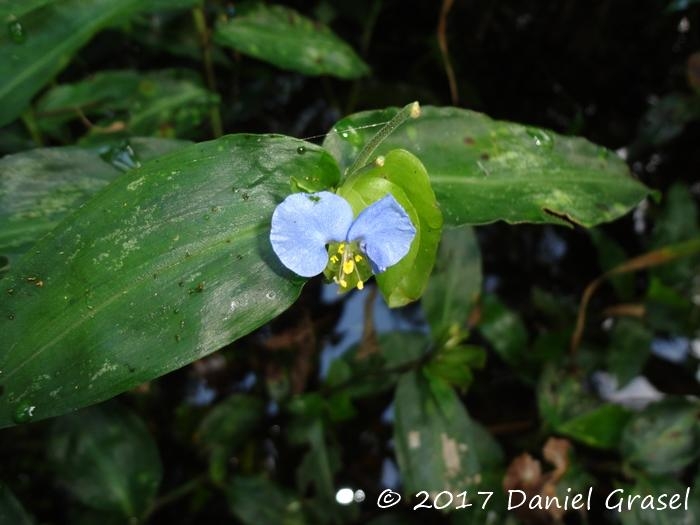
[
  {"x1": 347, "y1": 194, "x2": 416, "y2": 273},
  {"x1": 270, "y1": 191, "x2": 353, "y2": 277}
]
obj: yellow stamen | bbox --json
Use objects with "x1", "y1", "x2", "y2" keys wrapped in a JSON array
[
  {"x1": 356, "y1": 280, "x2": 364, "y2": 290},
  {"x1": 354, "y1": 254, "x2": 363, "y2": 262},
  {"x1": 330, "y1": 255, "x2": 339, "y2": 264},
  {"x1": 343, "y1": 259, "x2": 354, "y2": 274},
  {"x1": 337, "y1": 243, "x2": 345, "y2": 254},
  {"x1": 339, "y1": 278, "x2": 348, "y2": 288}
]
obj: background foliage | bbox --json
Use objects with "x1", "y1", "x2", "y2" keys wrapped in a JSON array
[{"x1": 0, "y1": 0, "x2": 699, "y2": 524}]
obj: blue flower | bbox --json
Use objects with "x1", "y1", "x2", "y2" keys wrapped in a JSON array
[{"x1": 270, "y1": 191, "x2": 416, "y2": 290}]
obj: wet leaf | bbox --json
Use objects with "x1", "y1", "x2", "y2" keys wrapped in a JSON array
[
  {"x1": 47, "y1": 403, "x2": 162, "y2": 518},
  {"x1": 0, "y1": 0, "x2": 54, "y2": 20},
  {"x1": 0, "y1": 0, "x2": 148, "y2": 127},
  {"x1": 214, "y1": 4, "x2": 369, "y2": 79},
  {"x1": 0, "y1": 138, "x2": 190, "y2": 259},
  {"x1": 324, "y1": 106, "x2": 652, "y2": 227},
  {"x1": 394, "y1": 370, "x2": 483, "y2": 497},
  {"x1": 620, "y1": 397, "x2": 700, "y2": 474},
  {"x1": 0, "y1": 135, "x2": 340, "y2": 428}
]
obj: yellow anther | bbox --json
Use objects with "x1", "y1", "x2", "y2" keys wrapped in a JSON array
[
  {"x1": 339, "y1": 278, "x2": 348, "y2": 288},
  {"x1": 356, "y1": 280, "x2": 364, "y2": 290},
  {"x1": 354, "y1": 254, "x2": 363, "y2": 262},
  {"x1": 337, "y1": 243, "x2": 345, "y2": 254},
  {"x1": 343, "y1": 259, "x2": 355, "y2": 274},
  {"x1": 330, "y1": 255, "x2": 339, "y2": 264}
]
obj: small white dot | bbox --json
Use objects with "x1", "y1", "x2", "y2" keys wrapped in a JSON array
[
  {"x1": 335, "y1": 488, "x2": 354, "y2": 505},
  {"x1": 354, "y1": 489, "x2": 365, "y2": 502}
]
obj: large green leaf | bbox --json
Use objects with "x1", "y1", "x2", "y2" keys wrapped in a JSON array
[
  {"x1": 0, "y1": 134, "x2": 340, "y2": 428},
  {"x1": 0, "y1": 0, "x2": 144, "y2": 127},
  {"x1": 0, "y1": 138, "x2": 190, "y2": 259},
  {"x1": 35, "y1": 70, "x2": 218, "y2": 141},
  {"x1": 323, "y1": 106, "x2": 652, "y2": 227},
  {"x1": 0, "y1": 0, "x2": 54, "y2": 20},
  {"x1": 48, "y1": 402, "x2": 161, "y2": 518},
  {"x1": 393, "y1": 370, "x2": 483, "y2": 497},
  {"x1": 214, "y1": 4, "x2": 369, "y2": 79}
]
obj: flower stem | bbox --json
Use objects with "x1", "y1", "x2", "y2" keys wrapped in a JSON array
[
  {"x1": 192, "y1": 4, "x2": 223, "y2": 138},
  {"x1": 346, "y1": 101, "x2": 420, "y2": 176}
]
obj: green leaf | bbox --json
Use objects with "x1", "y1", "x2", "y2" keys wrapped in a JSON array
[
  {"x1": 478, "y1": 294, "x2": 529, "y2": 373},
  {"x1": 226, "y1": 476, "x2": 307, "y2": 525},
  {"x1": 0, "y1": 0, "x2": 145, "y2": 127},
  {"x1": 0, "y1": 484, "x2": 34, "y2": 525},
  {"x1": 337, "y1": 149, "x2": 442, "y2": 307},
  {"x1": 36, "y1": 70, "x2": 218, "y2": 141},
  {"x1": 589, "y1": 228, "x2": 636, "y2": 299},
  {"x1": 0, "y1": 138, "x2": 190, "y2": 259},
  {"x1": 197, "y1": 394, "x2": 265, "y2": 484},
  {"x1": 620, "y1": 397, "x2": 700, "y2": 475},
  {"x1": 0, "y1": 134, "x2": 340, "y2": 428},
  {"x1": 538, "y1": 366, "x2": 632, "y2": 449},
  {"x1": 323, "y1": 106, "x2": 652, "y2": 227},
  {"x1": 557, "y1": 403, "x2": 632, "y2": 449},
  {"x1": 649, "y1": 183, "x2": 700, "y2": 287},
  {"x1": 47, "y1": 403, "x2": 162, "y2": 518},
  {"x1": 618, "y1": 477, "x2": 699, "y2": 525},
  {"x1": 425, "y1": 345, "x2": 486, "y2": 391},
  {"x1": 422, "y1": 226, "x2": 482, "y2": 340},
  {"x1": 0, "y1": 0, "x2": 54, "y2": 20},
  {"x1": 393, "y1": 370, "x2": 483, "y2": 496},
  {"x1": 606, "y1": 318, "x2": 652, "y2": 387},
  {"x1": 214, "y1": 4, "x2": 369, "y2": 79}
]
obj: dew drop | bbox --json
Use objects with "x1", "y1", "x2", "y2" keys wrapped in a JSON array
[
  {"x1": 525, "y1": 128, "x2": 554, "y2": 148},
  {"x1": 265, "y1": 291, "x2": 276, "y2": 300},
  {"x1": 99, "y1": 141, "x2": 141, "y2": 172},
  {"x1": 7, "y1": 20, "x2": 26, "y2": 44},
  {"x1": 13, "y1": 403, "x2": 35, "y2": 424},
  {"x1": 296, "y1": 146, "x2": 306, "y2": 154}
]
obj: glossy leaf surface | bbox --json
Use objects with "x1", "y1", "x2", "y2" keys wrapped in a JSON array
[
  {"x1": 0, "y1": 0, "x2": 143, "y2": 127},
  {"x1": 0, "y1": 138, "x2": 190, "y2": 259},
  {"x1": 324, "y1": 106, "x2": 652, "y2": 227},
  {"x1": 214, "y1": 4, "x2": 369, "y2": 79},
  {"x1": 394, "y1": 370, "x2": 483, "y2": 496},
  {"x1": 0, "y1": 134, "x2": 340, "y2": 428}
]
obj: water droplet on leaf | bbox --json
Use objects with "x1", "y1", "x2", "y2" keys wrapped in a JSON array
[
  {"x1": 7, "y1": 21, "x2": 26, "y2": 44},
  {"x1": 13, "y1": 403, "x2": 35, "y2": 423},
  {"x1": 525, "y1": 128, "x2": 554, "y2": 148},
  {"x1": 296, "y1": 146, "x2": 306, "y2": 154},
  {"x1": 99, "y1": 141, "x2": 141, "y2": 172}
]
